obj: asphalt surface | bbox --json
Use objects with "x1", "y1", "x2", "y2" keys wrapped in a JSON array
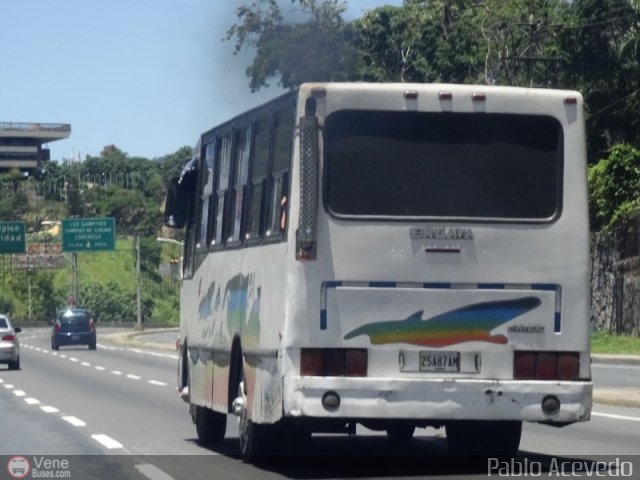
[{"x1": 101, "y1": 328, "x2": 640, "y2": 409}]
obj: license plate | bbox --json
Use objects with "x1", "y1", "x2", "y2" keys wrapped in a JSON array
[
  {"x1": 71, "y1": 335, "x2": 80, "y2": 340},
  {"x1": 419, "y1": 351, "x2": 460, "y2": 372}
]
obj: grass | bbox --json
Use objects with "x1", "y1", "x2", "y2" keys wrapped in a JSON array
[{"x1": 591, "y1": 331, "x2": 640, "y2": 355}]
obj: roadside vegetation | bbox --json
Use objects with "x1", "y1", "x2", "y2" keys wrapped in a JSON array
[
  {"x1": 591, "y1": 332, "x2": 640, "y2": 355},
  {"x1": 0, "y1": 146, "x2": 187, "y2": 325}
]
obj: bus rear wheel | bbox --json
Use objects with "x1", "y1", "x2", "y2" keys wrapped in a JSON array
[
  {"x1": 236, "y1": 378, "x2": 279, "y2": 460},
  {"x1": 193, "y1": 406, "x2": 226, "y2": 444},
  {"x1": 446, "y1": 420, "x2": 522, "y2": 456},
  {"x1": 386, "y1": 423, "x2": 415, "y2": 444}
]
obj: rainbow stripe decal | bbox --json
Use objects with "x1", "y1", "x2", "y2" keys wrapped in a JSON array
[{"x1": 343, "y1": 297, "x2": 541, "y2": 347}]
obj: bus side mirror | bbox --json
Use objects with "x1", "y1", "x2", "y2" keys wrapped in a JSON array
[{"x1": 164, "y1": 177, "x2": 188, "y2": 229}]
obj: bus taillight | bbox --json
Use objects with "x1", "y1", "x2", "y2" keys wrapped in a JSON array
[
  {"x1": 300, "y1": 348, "x2": 368, "y2": 377},
  {"x1": 557, "y1": 353, "x2": 580, "y2": 380},
  {"x1": 514, "y1": 351, "x2": 580, "y2": 381}
]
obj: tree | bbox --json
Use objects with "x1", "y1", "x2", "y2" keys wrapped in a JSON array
[
  {"x1": 0, "y1": 169, "x2": 29, "y2": 221},
  {"x1": 355, "y1": 0, "x2": 576, "y2": 86},
  {"x1": 566, "y1": 0, "x2": 640, "y2": 161},
  {"x1": 85, "y1": 185, "x2": 161, "y2": 237},
  {"x1": 156, "y1": 146, "x2": 192, "y2": 184},
  {"x1": 588, "y1": 144, "x2": 640, "y2": 232},
  {"x1": 225, "y1": 0, "x2": 360, "y2": 90},
  {"x1": 66, "y1": 167, "x2": 85, "y2": 217}
]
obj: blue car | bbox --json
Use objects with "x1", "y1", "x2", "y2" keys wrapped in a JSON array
[{"x1": 51, "y1": 308, "x2": 97, "y2": 350}]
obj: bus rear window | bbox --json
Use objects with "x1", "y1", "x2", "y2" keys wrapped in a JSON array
[{"x1": 325, "y1": 111, "x2": 562, "y2": 221}]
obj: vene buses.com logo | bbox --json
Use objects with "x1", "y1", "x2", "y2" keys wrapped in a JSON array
[{"x1": 7, "y1": 456, "x2": 30, "y2": 479}]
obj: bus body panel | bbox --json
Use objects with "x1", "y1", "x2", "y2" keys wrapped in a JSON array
[
  {"x1": 280, "y1": 83, "x2": 591, "y2": 425},
  {"x1": 182, "y1": 242, "x2": 289, "y2": 423}
]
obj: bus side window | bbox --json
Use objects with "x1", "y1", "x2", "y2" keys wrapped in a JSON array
[
  {"x1": 266, "y1": 107, "x2": 294, "y2": 238},
  {"x1": 213, "y1": 135, "x2": 232, "y2": 246},
  {"x1": 228, "y1": 126, "x2": 251, "y2": 244},
  {"x1": 197, "y1": 141, "x2": 216, "y2": 248},
  {"x1": 183, "y1": 178, "x2": 199, "y2": 279},
  {"x1": 246, "y1": 117, "x2": 270, "y2": 241}
]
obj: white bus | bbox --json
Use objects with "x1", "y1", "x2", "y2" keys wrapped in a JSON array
[{"x1": 164, "y1": 83, "x2": 592, "y2": 459}]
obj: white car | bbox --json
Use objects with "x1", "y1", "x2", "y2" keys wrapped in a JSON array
[{"x1": 0, "y1": 314, "x2": 21, "y2": 370}]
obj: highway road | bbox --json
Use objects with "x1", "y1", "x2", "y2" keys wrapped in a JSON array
[{"x1": 1, "y1": 327, "x2": 639, "y2": 479}]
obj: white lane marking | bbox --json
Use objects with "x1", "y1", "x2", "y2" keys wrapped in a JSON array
[
  {"x1": 41, "y1": 406, "x2": 59, "y2": 413},
  {"x1": 13, "y1": 390, "x2": 26, "y2": 397},
  {"x1": 111, "y1": 370, "x2": 123, "y2": 376},
  {"x1": 51, "y1": 352, "x2": 58, "y2": 356},
  {"x1": 135, "y1": 463, "x2": 176, "y2": 480},
  {"x1": 81, "y1": 362, "x2": 91, "y2": 367},
  {"x1": 592, "y1": 411, "x2": 640, "y2": 422},
  {"x1": 60, "y1": 354, "x2": 67, "y2": 358},
  {"x1": 126, "y1": 374, "x2": 141, "y2": 380},
  {"x1": 63, "y1": 416, "x2": 87, "y2": 427},
  {"x1": 4, "y1": 384, "x2": 14, "y2": 389},
  {"x1": 0, "y1": 378, "x2": 3, "y2": 383},
  {"x1": 92, "y1": 434, "x2": 124, "y2": 450},
  {"x1": 95, "y1": 366, "x2": 106, "y2": 371},
  {"x1": 127, "y1": 348, "x2": 178, "y2": 360},
  {"x1": 42, "y1": 350, "x2": 49, "y2": 354},
  {"x1": 69, "y1": 357, "x2": 79, "y2": 362},
  {"x1": 148, "y1": 380, "x2": 167, "y2": 387},
  {"x1": 35, "y1": 347, "x2": 42, "y2": 352},
  {"x1": 25, "y1": 398, "x2": 41, "y2": 405}
]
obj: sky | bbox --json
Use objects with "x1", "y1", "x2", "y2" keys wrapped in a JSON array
[{"x1": 0, "y1": 0, "x2": 401, "y2": 162}]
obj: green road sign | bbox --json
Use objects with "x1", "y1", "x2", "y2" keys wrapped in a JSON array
[
  {"x1": 62, "y1": 217, "x2": 115, "y2": 252},
  {"x1": 0, "y1": 221, "x2": 26, "y2": 253}
]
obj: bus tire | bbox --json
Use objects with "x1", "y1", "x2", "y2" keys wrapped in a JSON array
[
  {"x1": 446, "y1": 420, "x2": 522, "y2": 456},
  {"x1": 237, "y1": 376, "x2": 280, "y2": 460},
  {"x1": 194, "y1": 406, "x2": 227, "y2": 444},
  {"x1": 280, "y1": 420, "x2": 311, "y2": 454},
  {"x1": 386, "y1": 423, "x2": 415, "y2": 444}
]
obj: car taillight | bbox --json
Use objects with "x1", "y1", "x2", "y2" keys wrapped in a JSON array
[
  {"x1": 54, "y1": 322, "x2": 61, "y2": 333},
  {"x1": 2, "y1": 334, "x2": 15, "y2": 342},
  {"x1": 514, "y1": 351, "x2": 581, "y2": 381},
  {"x1": 300, "y1": 348, "x2": 368, "y2": 377},
  {"x1": 89, "y1": 319, "x2": 96, "y2": 331}
]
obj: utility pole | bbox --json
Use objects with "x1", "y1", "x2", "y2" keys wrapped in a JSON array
[
  {"x1": 135, "y1": 235, "x2": 142, "y2": 331},
  {"x1": 501, "y1": 14, "x2": 563, "y2": 87},
  {"x1": 71, "y1": 252, "x2": 78, "y2": 304}
]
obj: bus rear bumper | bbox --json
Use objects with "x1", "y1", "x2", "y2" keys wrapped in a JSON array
[{"x1": 283, "y1": 377, "x2": 593, "y2": 423}]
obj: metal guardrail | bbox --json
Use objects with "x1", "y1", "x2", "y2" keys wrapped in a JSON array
[{"x1": 0, "y1": 122, "x2": 71, "y2": 132}]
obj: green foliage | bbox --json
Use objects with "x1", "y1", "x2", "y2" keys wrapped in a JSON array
[
  {"x1": 66, "y1": 168, "x2": 85, "y2": 217},
  {"x1": 227, "y1": 0, "x2": 640, "y2": 166},
  {"x1": 139, "y1": 236, "x2": 162, "y2": 280},
  {"x1": 588, "y1": 144, "x2": 640, "y2": 232},
  {"x1": 0, "y1": 169, "x2": 29, "y2": 221},
  {"x1": 225, "y1": 0, "x2": 359, "y2": 90},
  {"x1": 592, "y1": 331, "x2": 640, "y2": 354},
  {"x1": 0, "y1": 292, "x2": 16, "y2": 316},
  {"x1": 564, "y1": 0, "x2": 640, "y2": 161},
  {"x1": 156, "y1": 146, "x2": 192, "y2": 183},
  {"x1": 85, "y1": 185, "x2": 161, "y2": 236},
  {"x1": 6, "y1": 269, "x2": 64, "y2": 321},
  {"x1": 151, "y1": 294, "x2": 179, "y2": 326},
  {"x1": 79, "y1": 281, "x2": 137, "y2": 323},
  {"x1": 0, "y1": 145, "x2": 188, "y2": 324},
  {"x1": 355, "y1": 0, "x2": 577, "y2": 86}
]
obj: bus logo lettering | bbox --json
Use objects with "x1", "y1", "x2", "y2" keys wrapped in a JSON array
[{"x1": 410, "y1": 227, "x2": 474, "y2": 241}]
